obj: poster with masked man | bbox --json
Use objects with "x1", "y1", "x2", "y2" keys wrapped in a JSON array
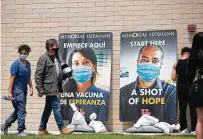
[
  {"x1": 120, "y1": 30, "x2": 177, "y2": 126},
  {"x1": 58, "y1": 32, "x2": 112, "y2": 131}
]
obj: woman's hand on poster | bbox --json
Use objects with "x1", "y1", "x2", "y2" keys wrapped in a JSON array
[{"x1": 78, "y1": 108, "x2": 85, "y2": 116}]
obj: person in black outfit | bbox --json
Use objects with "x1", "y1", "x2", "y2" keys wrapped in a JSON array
[
  {"x1": 187, "y1": 32, "x2": 203, "y2": 139},
  {"x1": 171, "y1": 47, "x2": 197, "y2": 133}
]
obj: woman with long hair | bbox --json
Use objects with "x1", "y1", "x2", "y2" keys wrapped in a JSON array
[{"x1": 187, "y1": 32, "x2": 203, "y2": 139}]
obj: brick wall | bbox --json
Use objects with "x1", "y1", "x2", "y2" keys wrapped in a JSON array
[{"x1": 1, "y1": 0, "x2": 203, "y2": 132}]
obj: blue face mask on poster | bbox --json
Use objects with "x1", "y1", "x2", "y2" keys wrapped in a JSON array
[
  {"x1": 72, "y1": 66, "x2": 92, "y2": 83},
  {"x1": 137, "y1": 62, "x2": 160, "y2": 82},
  {"x1": 19, "y1": 55, "x2": 27, "y2": 60}
]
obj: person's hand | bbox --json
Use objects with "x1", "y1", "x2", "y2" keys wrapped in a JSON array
[
  {"x1": 78, "y1": 108, "x2": 85, "y2": 116},
  {"x1": 30, "y1": 88, "x2": 34, "y2": 96},
  {"x1": 8, "y1": 92, "x2": 13, "y2": 100},
  {"x1": 38, "y1": 91, "x2": 43, "y2": 97},
  {"x1": 173, "y1": 62, "x2": 177, "y2": 69}
]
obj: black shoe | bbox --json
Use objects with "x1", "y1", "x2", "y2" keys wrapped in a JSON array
[{"x1": 1, "y1": 124, "x2": 8, "y2": 135}]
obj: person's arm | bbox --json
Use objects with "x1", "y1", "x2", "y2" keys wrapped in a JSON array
[
  {"x1": 27, "y1": 62, "x2": 34, "y2": 96},
  {"x1": 8, "y1": 61, "x2": 18, "y2": 100},
  {"x1": 8, "y1": 75, "x2": 15, "y2": 100},
  {"x1": 29, "y1": 78, "x2": 33, "y2": 96},
  {"x1": 171, "y1": 62, "x2": 177, "y2": 81},
  {"x1": 34, "y1": 56, "x2": 45, "y2": 97}
]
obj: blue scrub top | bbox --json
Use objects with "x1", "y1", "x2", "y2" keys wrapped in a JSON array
[{"x1": 10, "y1": 59, "x2": 31, "y2": 93}]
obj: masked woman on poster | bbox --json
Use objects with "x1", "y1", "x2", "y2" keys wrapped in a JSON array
[
  {"x1": 187, "y1": 32, "x2": 203, "y2": 139},
  {"x1": 61, "y1": 47, "x2": 109, "y2": 123}
]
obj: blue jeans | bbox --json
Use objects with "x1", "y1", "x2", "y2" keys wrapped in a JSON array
[
  {"x1": 39, "y1": 96, "x2": 65, "y2": 131},
  {"x1": 5, "y1": 98, "x2": 27, "y2": 132}
]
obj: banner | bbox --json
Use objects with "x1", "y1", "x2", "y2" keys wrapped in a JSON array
[
  {"x1": 120, "y1": 30, "x2": 177, "y2": 124},
  {"x1": 59, "y1": 32, "x2": 112, "y2": 124}
]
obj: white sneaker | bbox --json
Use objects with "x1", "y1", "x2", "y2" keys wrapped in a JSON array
[
  {"x1": 171, "y1": 124, "x2": 181, "y2": 130},
  {"x1": 191, "y1": 131, "x2": 196, "y2": 135},
  {"x1": 180, "y1": 128, "x2": 189, "y2": 133},
  {"x1": 175, "y1": 124, "x2": 180, "y2": 130},
  {"x1": 18, "y1": 131, "x2": 27, "y2": 136}
]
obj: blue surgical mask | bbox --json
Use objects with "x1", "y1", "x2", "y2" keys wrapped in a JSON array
[
  {"x1": 72, "y1": 66, "x2": 92, "y2": 83},
  {"x1": 137, "y1": 62, "x2": 160, "y2": 82},
  {"x1": 19, "y1": 55, "x2": 27, "y2": 60}
]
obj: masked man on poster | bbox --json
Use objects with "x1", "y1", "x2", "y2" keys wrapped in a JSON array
[
  {"x1": 35, "y1": 39, "x2": 73, "y2": 135},
  {"x1": 120, "y1": 45, "x2": 176, "y2": 124}
]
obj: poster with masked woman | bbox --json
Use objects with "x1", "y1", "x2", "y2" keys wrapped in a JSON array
[
  {"x1": 120, "y1": 30, "x2": 177, "y2": 124},
  {"x1": 58, "y1": 32, "x2": 112, "y2": 124}
]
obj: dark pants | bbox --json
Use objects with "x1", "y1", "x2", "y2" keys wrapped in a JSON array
[
  {"x1": 178, "y1": 84, "x2": 197, "y2": 131},
  {"x1": 39, "y1": 96, "x2": 65, "y2": 131},
  {"x1": 5, "y1": 98, "x2": 27, "y2": 132}
]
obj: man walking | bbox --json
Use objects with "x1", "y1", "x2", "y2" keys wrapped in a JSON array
[{"x1": 35, "y1": 39, "x2": 73, "y2": 135}]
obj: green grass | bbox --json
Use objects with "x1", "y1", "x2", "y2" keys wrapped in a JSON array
[{"x1": 1, "y1": 134, "x2": 195, "y2": 139}]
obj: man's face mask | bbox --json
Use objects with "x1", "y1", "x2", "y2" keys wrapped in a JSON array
[
  {"x1": 72, "y1": 66, "x2": 92, "y2": 83},
  {"x1": 50, "y1": 47, "x2": 59, "y2": 55},
  {"x1": 49, "y1": 43, "x2": 59, "y2": 55},
  {"x1": 53, "y1": 48, "x2": 59, "y2": 53},
  {"x1": 137, "y1": 62, "x2": 160, "y2": 82}
]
